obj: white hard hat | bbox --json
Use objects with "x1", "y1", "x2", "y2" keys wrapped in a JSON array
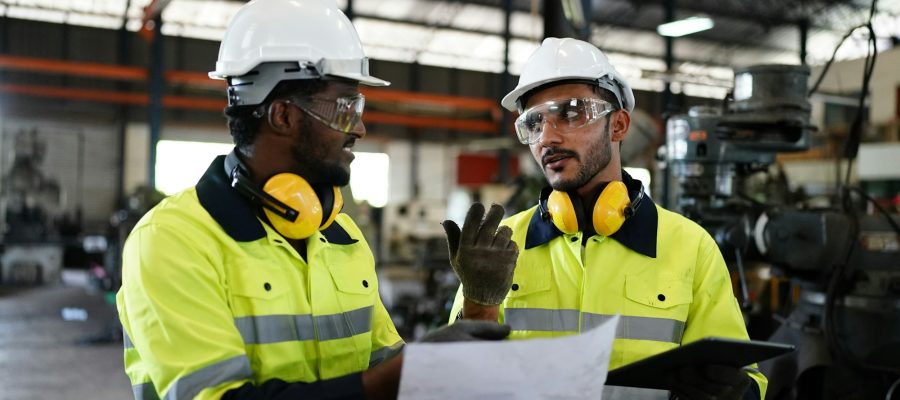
[
  {"x1": 502, "y1": 37, "x2": 634, "y2": 113},
  {"x1": 209, "y1": 0, "x2": 389, "y2": 106}
]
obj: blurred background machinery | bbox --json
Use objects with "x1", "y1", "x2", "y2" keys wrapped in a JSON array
[
  {"x1": 662, "y1": 64, "x2": 900, "y2": 398},
  {"x1": 1, "y1": 130, "x2": 66, "y2": 285}
]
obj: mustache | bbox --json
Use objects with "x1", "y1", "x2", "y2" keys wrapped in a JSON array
[
  {"x1": 541, "y1": 147, "x2": 578, "y2": 165},
  {"x1": 343, "y1": 137, "x2": 357, "y2": 148}
]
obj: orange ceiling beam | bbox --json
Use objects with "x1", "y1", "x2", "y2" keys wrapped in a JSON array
[
  {"x1": 0, "y1": 54, "x2": 500, "y2": 113},
  {"x1": 0, "y1": 83, "x2": 498, "y2": 133},
  {"x1": 0, "y1": 83, "x2": 223, "y2": 111}
]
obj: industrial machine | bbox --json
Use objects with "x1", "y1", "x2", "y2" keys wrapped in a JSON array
[
  {"x1": 0, "y1": 130, "x2": 65, "y2": 285},
  {"x1": 663, "y1": 65, "x2": 899, "y2": 398}
]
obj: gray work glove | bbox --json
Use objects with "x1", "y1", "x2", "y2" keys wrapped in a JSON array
[
  {"x1": 667, "y1": 365, "x2": 753, "y2": 400},
  {"x1": 442, "y1": 203, "x2": 519, "y2": 305},
  {"x1": 419, "y1": 320, "x2": 511, "y2": 343}
]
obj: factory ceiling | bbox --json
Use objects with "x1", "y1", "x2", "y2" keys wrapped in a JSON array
[{"x1": 0, "y1": 0, "x2": 896, "y2": 98}]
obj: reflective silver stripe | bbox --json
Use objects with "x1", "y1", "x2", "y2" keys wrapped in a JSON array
[
  {"x1": 164, "y1": 354, "x2": 251, "y2": 400},
  {"x1": 235, "y1": 314, "x2": 315, "y2": 344},
  {"x1": 369, "y1": 341, "x2": 404, "y2": 367},
  {"x1": 315, "y1": 306, "x2": 373, "y2": 341},
  {"x1": 504, "y1": 308, "x2": 580, "y2": 332},
  {"x1": 582, "y1": 313, "x2": 684, "y2": 343},
  {"x1": 124, "y1": 330, "x2": 134, "y2": 349},
  {"x1": 132, "y1": 382, "x2": 159, "y2": 400},
  {"x1": 234, "y1": 306, "x2": 373, "y2": 344}
]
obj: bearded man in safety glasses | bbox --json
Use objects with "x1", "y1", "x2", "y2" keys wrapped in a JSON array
[
  {"x1": 444, "y1": 38, "x2": 768, "y2": 399},
  {"x1": 116, "y1": 1, "x2": 511, "y2": 399}
]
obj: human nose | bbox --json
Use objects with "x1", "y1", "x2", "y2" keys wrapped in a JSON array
[
  {"x1": 536, "y1": 119, "x2": 562, "y2": 147},
  {"x1": 349, "y1": 120, "x2": 366, "y2": 139}
]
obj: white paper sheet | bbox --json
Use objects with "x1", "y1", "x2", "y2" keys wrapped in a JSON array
[{"x1": 398, "y1": 315, "x2": 619, "y2": 400}]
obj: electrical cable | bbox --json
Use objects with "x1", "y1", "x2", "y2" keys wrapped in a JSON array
[
  {"x1": 847, "y1": 186, "x2": 900, "y2": 235},
  {"x1": 822, "y1": 0, "x2": 884, "y2": 372},
  {"x1": 886, "y1": 377, "x2": 900, "y2": 400}
]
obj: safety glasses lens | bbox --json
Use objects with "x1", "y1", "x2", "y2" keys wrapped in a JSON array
[{"x1": 514, "y1": 98, "x2": 611, "y2": 145}]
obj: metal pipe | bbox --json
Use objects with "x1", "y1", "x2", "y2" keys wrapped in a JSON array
[{"x1": 147, "y1": 14, "x2": 163, "y2": 189}]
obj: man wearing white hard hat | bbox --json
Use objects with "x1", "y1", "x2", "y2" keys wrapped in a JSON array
[
  {"x1": 446, "y1": 38, "x2": 768, "y2": 399},
  {"x1": 116, "y1": 1, "x2": 509, "y2": 399}
]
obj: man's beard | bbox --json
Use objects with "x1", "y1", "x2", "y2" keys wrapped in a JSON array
[
  {"x1": 290, "y1": 119, "x2": 351, "y2": 187},
  {"x1": 550, "y1": 121, "x2": 612, "y2": 192}
]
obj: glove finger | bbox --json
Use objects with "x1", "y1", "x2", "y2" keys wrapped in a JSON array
[
  {"x1": 492, "y1": 225, "x2": 513, "y2": 248},
  {"x1": 477, "y1": 203, "x2": 505, "y2": 247},
  {"x1": 702, "y1": 364, "x2": 745, "y2": 386},
  {"x1": 462, "y1": 321, "x2": 511, "y2": 341},
  {"x1": 506, "y1": 240, "x2": 519, "y2": 253},
  {"x1": 669, "y1": 383, "x2": 715, "y2": 400},
  {"x1": 441, "y1": 220, "x2": 462, "y2": 257},
  {"x1": 677, "y1": 367, "x2": 728, "y2": 397},
  {"x1": 461, "y1": 203, "x2": 486, "y2": 246}
]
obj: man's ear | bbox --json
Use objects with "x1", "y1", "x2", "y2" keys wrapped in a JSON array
[
  {"x1": 266, "y1": 100, "x2": 302, "y2": 135},
  {"x1": 610, "y1": 110, "x2": 630, "y2": 142}
]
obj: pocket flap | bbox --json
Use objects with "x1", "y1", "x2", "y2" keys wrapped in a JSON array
[
  {"x1": 506, "y1": 261, "x2": 551, "y2": 298},
  {"x1": 327, "y1": 258, "x2": 376, "y2": 295},
  {"x1": 231, "y1": 267, "x2": 290, "y2": 300},
  {"x1": 625, "y1": 273, "x2": 692, "y2": 309}
]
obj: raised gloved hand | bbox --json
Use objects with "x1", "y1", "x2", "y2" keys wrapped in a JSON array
[
  {"x1": 419, "y1": 320, "x2": 511, "y2": 343},
  {"x1": 667, "y1": 365, "x2": 752, "y2": 400},
  {"x1": 442, "y1": 203, "x2": 519, "y2": 306}
]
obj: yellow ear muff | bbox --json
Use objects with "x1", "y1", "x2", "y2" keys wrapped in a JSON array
[
  {"x1": 320, "y1": 186, "x2": 343, "y2": 230},
  {"x1": 547, "y1": 190, "x2": 580, "y2": 235},
  {"x1": 593, "y1": 180, "x2": 630, "y2": 236},
  {"x1": 262, "y1": 173, "x2": 322, "y2": 239}
]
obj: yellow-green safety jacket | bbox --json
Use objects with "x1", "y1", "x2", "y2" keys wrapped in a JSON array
[
  {"x1": 117, "y1": 156, "x2": 402, "y2": 400},
  {"x1": 450, "y1": 175, "x2": 766, "y2": 399}
]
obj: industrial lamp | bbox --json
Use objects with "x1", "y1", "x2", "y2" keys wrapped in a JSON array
[{"x1": 657, "y1": 16, "x2": 714, "y2": 37}]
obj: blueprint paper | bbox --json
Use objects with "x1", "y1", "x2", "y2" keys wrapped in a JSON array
[{"x1": 398, "y1": 315, "x2": 619, "y2": 400}]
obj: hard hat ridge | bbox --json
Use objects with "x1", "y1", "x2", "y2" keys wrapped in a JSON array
[
  {"x1": 502, "y1": 37, "x2": 634, "y2": 113},
  {"x1": 210, "y1": 0, "x2": 389, "y2": 107}
]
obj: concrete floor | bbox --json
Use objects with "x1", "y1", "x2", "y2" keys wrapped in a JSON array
[{"x1": 0, "y1": 279, "x2": 132, "y2": 400}]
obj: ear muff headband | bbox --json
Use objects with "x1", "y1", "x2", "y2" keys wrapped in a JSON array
[
  {"x1": 540, "y1": 181, "x2": 642, "y2": 236},
  {"x1": 225, "y1": 151, "x2": 343, "y2": 239}
]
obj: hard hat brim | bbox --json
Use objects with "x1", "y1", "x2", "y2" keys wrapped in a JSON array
[
  {"x1": 331, "y1": 72, "x2": 391, "y2": 87},
  {"x1": 501, "y1": 75, "x2": 593, "y2": 112}
]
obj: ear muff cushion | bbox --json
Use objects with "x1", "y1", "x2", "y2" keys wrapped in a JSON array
[
  {"x1": 315, "y1": 185, "x2": 343, "y2": 230},
  {"x1": 263, "y1": 173, "x2": 322, "y2": 239},
  {"x1": 547, "y1": 190, "x2": 580, "y2": 235},
  {"x1": 593, "y1": 180, "x2": 630, "y2": 236}
]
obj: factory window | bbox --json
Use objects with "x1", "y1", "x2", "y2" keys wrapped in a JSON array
[
  {"x1": 154, "y1": 140, "x2": 232, "y2": 195},
  {"x1": 350, "y1": 152, "x2": 390, "y2": 208}
]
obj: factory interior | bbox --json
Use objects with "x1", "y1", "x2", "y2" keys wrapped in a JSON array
[{"x1": 0, "y1": 0, "x2": 899, "y2": 399}]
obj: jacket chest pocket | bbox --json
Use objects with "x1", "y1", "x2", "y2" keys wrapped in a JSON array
[
  {"x1": 625, "y1": 273, "x2": 693, "y2": 326},
  {"x1": 229, "y1": 264, "x2": 294, "y2": 317},
  {"x1": 321, "y1": 246, "x2": 377, "y2": 314}
]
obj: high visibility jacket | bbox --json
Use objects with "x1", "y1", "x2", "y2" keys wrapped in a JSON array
[
  {"x1": 117, "y1": 156, "x2": 402, "y2": 400},
  {"x1": 450, "y1": 176, "x2": 767, "y2": 399}
]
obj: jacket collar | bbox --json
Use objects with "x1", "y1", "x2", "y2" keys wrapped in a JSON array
[
  {"x1": 195, "y1": 154, "x2": 356, "y2": 245},
  {"x1": 524, "y1": 170, "x2": 658, "y2": 258}
]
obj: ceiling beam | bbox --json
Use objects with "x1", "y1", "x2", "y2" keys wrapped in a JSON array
[{"x1": 352, "y1": 11, "x2": 788, "y2": 68}]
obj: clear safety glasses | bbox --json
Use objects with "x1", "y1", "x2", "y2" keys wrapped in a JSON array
[
  {"x1": 514, "y1": 98, "x2": 615, "y2": 145},
  {"x1": 287, "y1": 93, "x2": 366, "y2": 134}
]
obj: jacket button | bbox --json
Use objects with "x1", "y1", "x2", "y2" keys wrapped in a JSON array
[
  {"x1": 362, "y1": 280, "x2": 369, "y2": 288},
  {"x1": 319, "y1": 237, "x2": 327, "y2": 243},
  {"x1": 570, "y1": 237, "x2": 579, "y2": 242},
  {"x1": 658, "y1": 294, "x2": 665, "y2": 301},
  {"x1": 264, "y1": 283, "x2": 272, "y2": 291},
  {"x1": 511, "y1": 283, "x2": 519, "y2": 291}
]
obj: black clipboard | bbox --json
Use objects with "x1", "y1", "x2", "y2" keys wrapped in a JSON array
[{"x1": 606, "y1": 337, "x2": 795, "y2": 390}]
